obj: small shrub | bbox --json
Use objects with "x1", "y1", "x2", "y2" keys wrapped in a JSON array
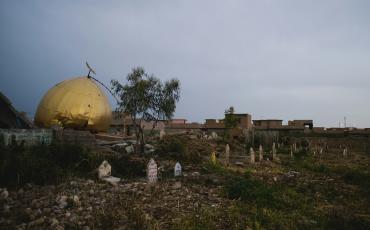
[{"x1": 224, "y1": 176, "x2": 276, "y2": 208}]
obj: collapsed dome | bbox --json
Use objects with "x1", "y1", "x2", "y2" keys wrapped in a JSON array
[{"x1": 35, "y1": 76, "x2": 112, "y2": 131}]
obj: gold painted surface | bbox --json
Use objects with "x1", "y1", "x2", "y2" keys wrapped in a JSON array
[{"x1": 35, "y1": 76, "x2": 112, "y2": 131}]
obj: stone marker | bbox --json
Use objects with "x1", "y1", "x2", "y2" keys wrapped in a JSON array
[
  {"x1": 98, "y1": 160, "x2": 120, "y2": 185},
  {"x1": 343, "y1": 147, "x2": 348, "y2": 157},
  {"x1": 211, "y1": 151, "x2": 217, "y2": 164},
  {"x1": 290, "y1": 145, "x2": 293, "y2": 158},
  {"x1": 98, "y1": 160, "x2": 111, "y2": 179},
  {"x1": 272, "y1": 142, "x2": 277, "y2": 160},
  {"x1": 174, "y1": 162, "x2": 182, "y2": 177},
  {"x1": 211, "y1": 132, "x2": 218, "y2": 139},
  {"x1": 250, "y1": 147, "x2": 255, "y2": 164},
  {"x1": 259, "y1": 145, "x2": 263, "y2": 162},
  {"x1": 320, "y1": 148, "x2": 323, "y2": 155},
  {"x1": 225, "y1": 144, "x2": 230, "y2": 165},
  {"x1": 160, "y1": 129, "x2": 165, "y2": 140},
  {"x1": 147, "y1": 158, "x2": 158, "y2": 184}
]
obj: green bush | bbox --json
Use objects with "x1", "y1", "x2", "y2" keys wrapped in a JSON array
[
  {"x1": 224, "y1": 175, "x2": 277, "y2": 208},
  {"x1": 0, "y1": 141, "x2": 93, "y2": 187}
]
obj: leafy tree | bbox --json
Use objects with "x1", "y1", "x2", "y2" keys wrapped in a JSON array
[
  {"x1": 224, "y1": 106, "x2": 239, "y2": 129},
  {"x1": 223, "y1": 106, "x2": 239, "y2": 140},
  {"x1": 111, "y1": 67, "x2": 180, "y2": 153}
]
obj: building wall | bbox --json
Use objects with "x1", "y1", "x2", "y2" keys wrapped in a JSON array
[{"x1": 254, "y1": 120, "x2": 283, "y2": 129}]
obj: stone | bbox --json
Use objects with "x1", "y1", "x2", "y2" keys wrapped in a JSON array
[
  {"x1": 144, "y1": 144, "x2": 155, "y2": 154},
  {"x1": 250, "y1": 147, "x2": 255, "y2": 164},
  {"x1": 159, "y1": 130, "x2": 165, "y2": 140},
  {"x1": 58, "y1": 195, "x2": 68, "y2": 209},
  {"x1": 98, "y1": 160, "x2": 111, "y2": 179},
  {"x1": 125, "y1": 145, "x2": 134, "y2": 154},
  {"x1": 50, "y1": 218, "x2": 59, "y2": 227},
  {"x1": 211, "y1": 132, "x2": 218, "y2": 139},
  {"x1": 172, "y1": 181, "x2": 181, "y2": 190},
  {"x1": 259, "y1": 145, "x2": 263, "y2": 162},
  {"x1": 272, "y1": 142, "x2": 277, "y2": 160},
  {"x1": 290, "y1": 145, "x2": 293, "y2": 158},
  {"x1": 0, "y1": 189, "x2": 9, "y2": 200},
  {"x1": 174, "y1": 162, "x2": 182, "y2": 177},
  {"x1": 147, "y1": 158, "x2": 158, "y2": 184},
  {"x1": 343, "y1": 147, "x2": 348, "y2": 157},
  {"x1": 73, "y1": 195, "x2": 80, "y2": 206},
  {"x1": 101, "y1": 176, "x2": 121, "y2": 185},
  {"x1": 28, "y1": 217, "x2": 44, "y2": 227},
  {"x1": 225, "y1": 144, "x2": 230, "y2": 165}
]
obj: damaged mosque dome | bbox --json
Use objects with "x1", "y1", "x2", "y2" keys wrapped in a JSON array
[{"x1": 34, "y1": 76, "x2": 112, "y2": 131}]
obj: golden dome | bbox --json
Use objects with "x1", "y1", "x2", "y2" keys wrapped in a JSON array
[{"x1": 35, "y1": 76, "x2": 112, "y2": 131}]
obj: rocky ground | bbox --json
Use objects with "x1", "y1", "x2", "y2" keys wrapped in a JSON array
[
  {"x1": 0, "y1": 165, "x2": 235, "y2": 229},
  {"x1": 1, "y1": 136, "x2": 370, "y2": 229}
]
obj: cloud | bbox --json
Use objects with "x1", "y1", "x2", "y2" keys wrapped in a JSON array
[{"x1": 0, "y1": 0, "x2": 369, "y2": 127}]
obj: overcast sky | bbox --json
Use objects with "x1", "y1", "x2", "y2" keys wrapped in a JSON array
[{"x1": 1, "y1": 0, "x2": 370, "y2": 127}]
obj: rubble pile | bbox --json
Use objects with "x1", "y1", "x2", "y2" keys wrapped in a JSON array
[{"x1": 0, "y1": 176, "x2": 231, "y2": 229}]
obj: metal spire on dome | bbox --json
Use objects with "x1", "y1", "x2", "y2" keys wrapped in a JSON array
[
  {"x1": 86, "y1": 61, "x2": 96, "y2": 77},
  {"x1": 85, "y1": 61, "x2": 119, "y2": 103}
]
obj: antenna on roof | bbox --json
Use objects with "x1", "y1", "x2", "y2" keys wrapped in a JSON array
[{"x1": 86, "y1": 61, "x2": 96, "y2": 77}]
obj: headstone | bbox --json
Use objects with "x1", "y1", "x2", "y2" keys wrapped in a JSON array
[
  {"x1": 211, "y1": 132, "x2": 218, "y2": 139},
  {"x1": 343, "y1": 147, "x2": 348, "y2": 157},
  {"x1": 174, "y1": 162, "x2": 182, "y2": 177},
  {"x1": 225, "y1": 144, "x2": 230, "y2": 165},
  {"x1": 259, "y1": 145, "x2": 263, "y2": 161},
  {"x1": 290, "y1": 145, "x2": 293, "y2": 158},
  {"x1": 320, "y1": 148, "x2": 323, "y2": 155},
  {"x1": 98, "y1": 160, "x2": 111, "y2": 179},
  {"x1": 211, "y1": 151, "x2": 217, "y2": 164},
  {"x1": 147, "y1": 158, "x2": 158, "y2": 184},
  {"x1": 250, "y1": 147, "x2": 255, "y2": 164},
  {"x1": 159, "y1": 130, "x2": 165, "y2": 140},
  {"x1": 98, "y1": 160, "x2": 120, "y2": 185},
  {"x1": 272, "y1": 142, "x2": 276, "y2": 160}
]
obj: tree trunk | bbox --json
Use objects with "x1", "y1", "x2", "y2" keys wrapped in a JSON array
[{"x1": 140, "y1": 128, "x2": 145, "y2": 153}]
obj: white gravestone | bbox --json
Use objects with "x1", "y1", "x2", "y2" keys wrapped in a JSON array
[
  {"x1": 259, "y1": 145, "x2": 263, "y2": 162},
  {"x1": 160, "y1": 130, "x2": 165, "y2": 140},
  {"x1": 343, "y1": 147, "x2": 348, "y2": 157},
  {"x1": 98, "y1": 160, "x2": 111, "y2": 179},
  {"x1": 147, "y1": 158, "x2": 158, "y2": 183},
  {"x1": 225, "y1": 144, "x2": 230, "y2": 165},
  {"x1": 272, "y1": 142, "x2": 277, "y2": 160},
  {"x1": 290, "y1": 145, "x2": 293, "y2": 158},
  {"x1": 98, "y1": 160, "x2": 121, "y2": 185},
  {"x1": 250, "y1": 147, "x2": 255, "y2": 164},
  {"x1": 174, "y1": 162, "x2": 182, "y2": 177}
]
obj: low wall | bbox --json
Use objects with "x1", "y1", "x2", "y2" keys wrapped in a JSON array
[
  {"x1": 0, "y1": 129, "x2": 96, "y2": 146},
  {"x1": 0, "y1": 129, "x2": 53, "y2": 146}
]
